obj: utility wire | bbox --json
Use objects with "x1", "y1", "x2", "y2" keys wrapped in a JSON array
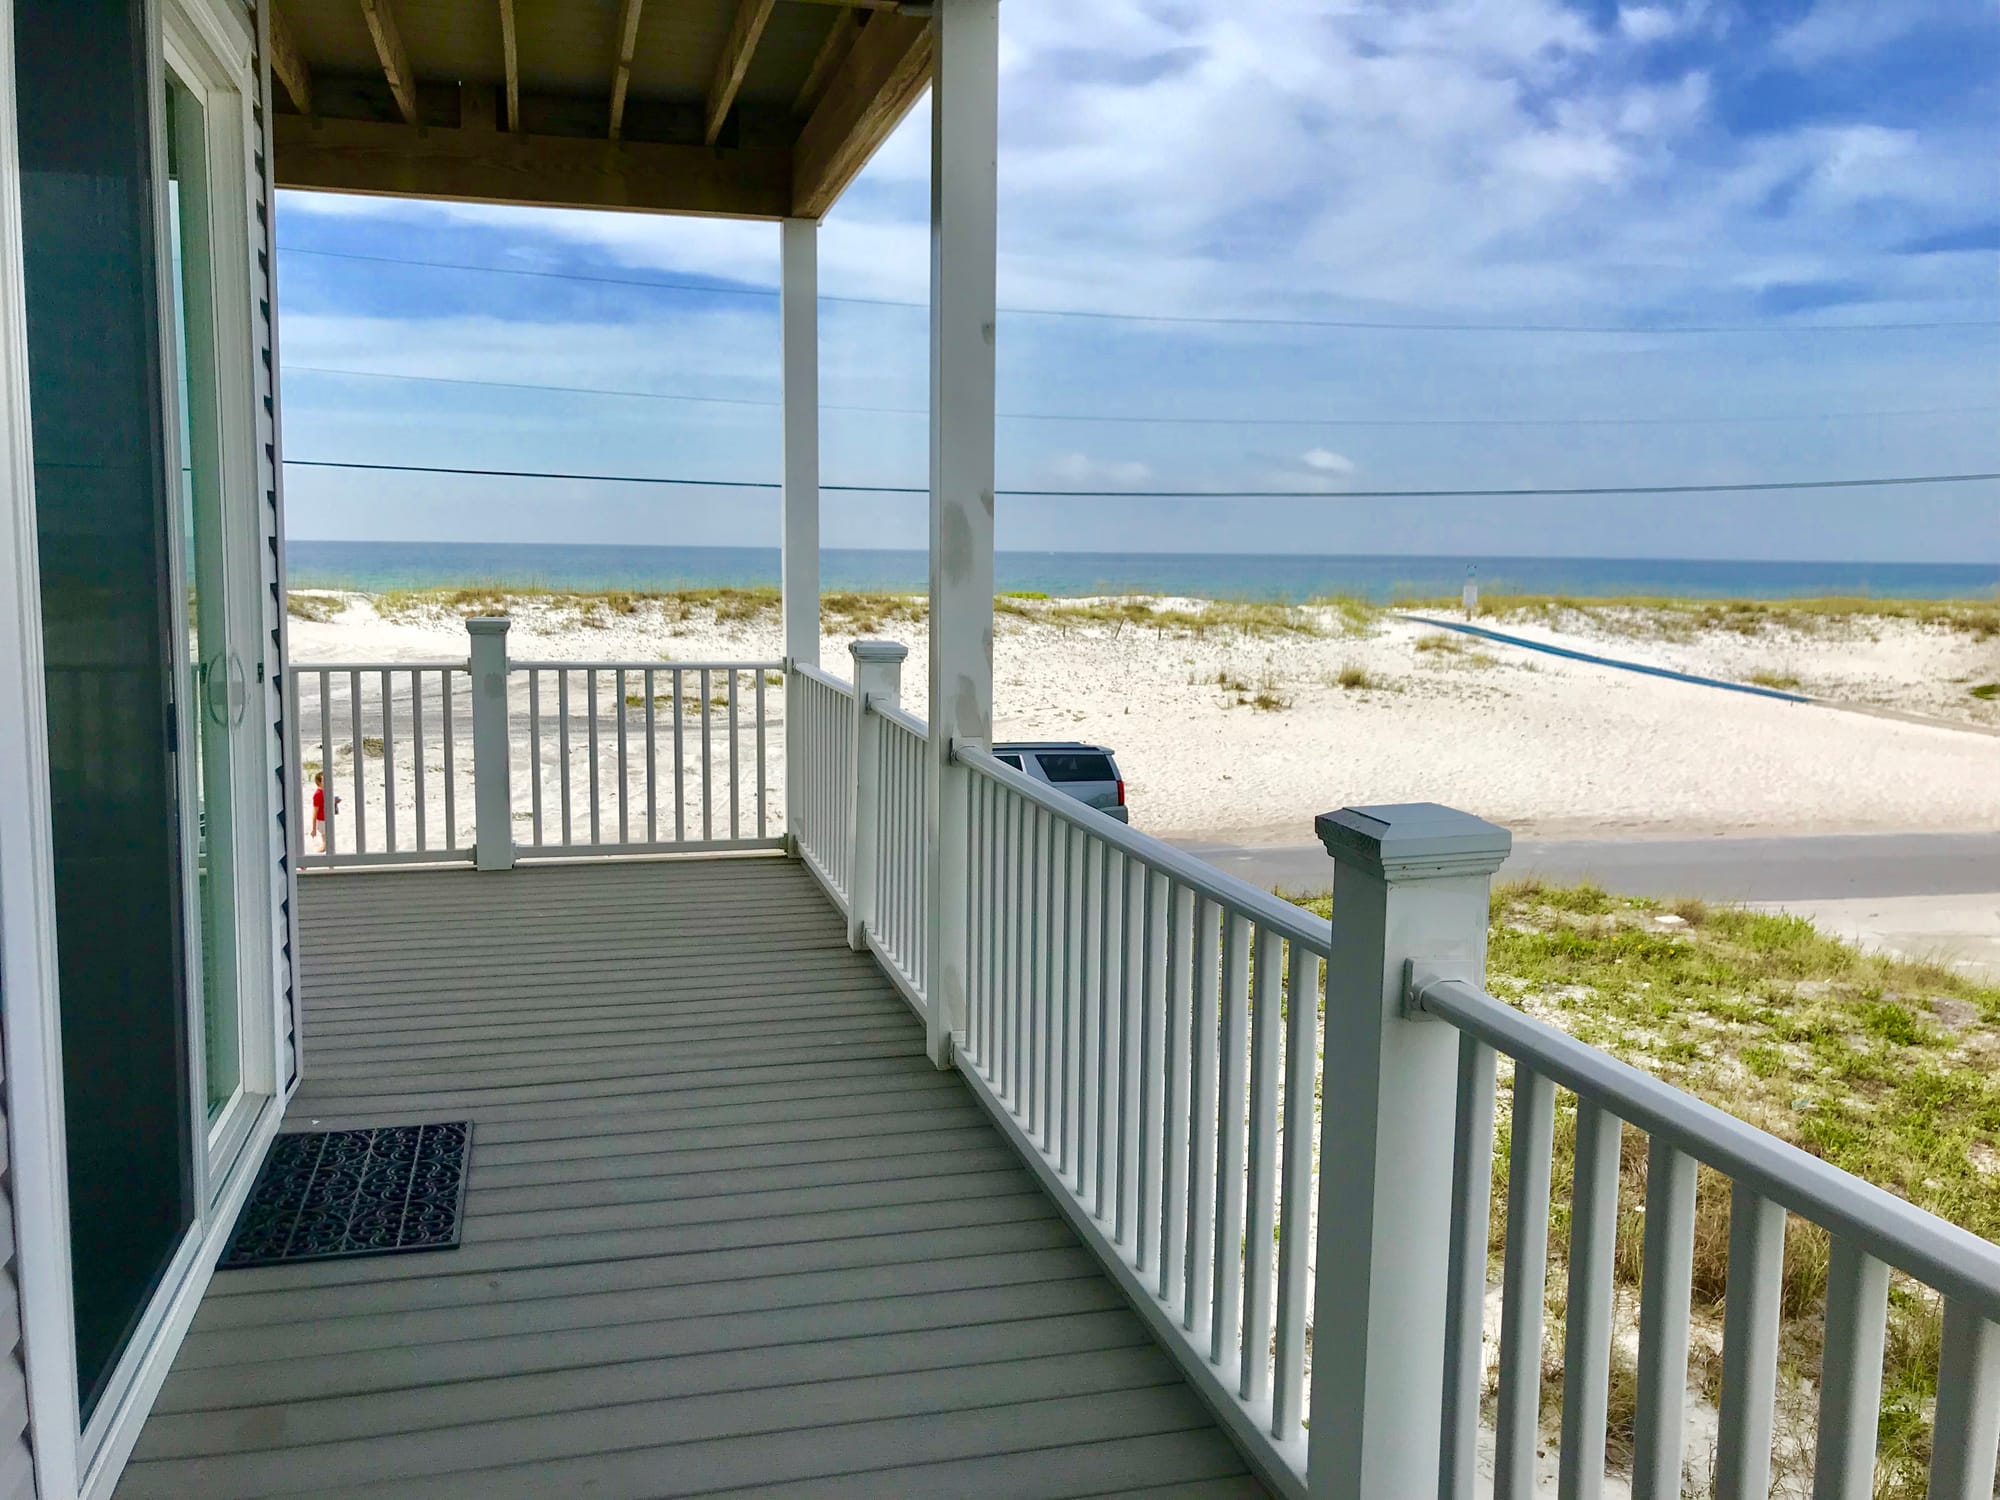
[
  {"x1": 274, "y1": 245, "x2": 2000, "y2": 335},
  {"x1": 288, "y1": 363, "x2": 2000, "y2": 430},
  {"x1": 283, "y1": 457, "x2": 2000, "y2": 499}
]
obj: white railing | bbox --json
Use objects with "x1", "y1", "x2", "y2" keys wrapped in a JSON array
[
  {"x1": 807, "y1": 641, "x2": 2000, "y2": 1498},
  {"x1": 511, "y1": 659, "x2": 782, "y2": 856},
  {"x1": 1409, "y1": 967, "x2": 2000, "y2": 1500},
  {"x1": 790, "y1": 660, "x2": 855, "y2": 903},
  {"x1": 865, "y1": 701, "x2": 929, "y2": 1008},
  {"x1": 955, "y1": 742, "x2": 1329, "y2": 1491},
  {"x1": 289, "y1": 661, "x2": 474, "y2": 870},
  {"x1": 290, "y1": 618, "x2": 782, "y2": 871}
]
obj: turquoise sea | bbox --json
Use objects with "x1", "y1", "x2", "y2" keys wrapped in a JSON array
[{"x1": 288, "y1": 540, "x2": 2000, "y2": 604}]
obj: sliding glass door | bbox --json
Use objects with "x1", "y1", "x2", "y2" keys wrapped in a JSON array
[
  {"x1": 15, "y1": 0, "x2": 271, "y2": 1433},
  {"x1": 15, "y1": 0, "x2": 197, "y2": 1423},
  {"x1": 165, "y1": 62, "x2": 253, "y2": 1166}
]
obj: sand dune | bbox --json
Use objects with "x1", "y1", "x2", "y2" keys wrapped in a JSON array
[{"x1": 287, "y1": 593, "x2": 2000, "y2": 846}]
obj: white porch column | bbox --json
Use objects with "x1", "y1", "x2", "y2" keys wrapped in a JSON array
[
  {"x1": 923, "y1": 0, "x2": 999, "y2": 1069},
  {"x1": 1308, "y1": 803, "x2": 1512, "y2": 1498},
  {"x1": 780, "y1": 217, "x2": 820, "y2": 856}
]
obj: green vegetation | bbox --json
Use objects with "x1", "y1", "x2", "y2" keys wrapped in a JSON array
[
  {"x1": 1286, "y1": 879, "x2": 2000, "y2": 1495},
  {"x1": 1746, "y1": 668, "x2": 1805, "y2": 691},
  {"x1": 1970, "y1": 683, "x2": 2000, "y2": 702},
  {"x1": 1413, "y1": 593, "x2": 2000, "y2": 642},
  {"x1": 353, "y1": 586, "x2": 1371, "y2": 641},
  {"x1": 1414, "y1": 630, "x2": 1463, "y2": 654},
  {"x1": 360, "y1": 736, "x2": 383, "y2": 759},
  {"x1": 1335, "y1": 661, "x2": 1375, "y2": 690},
  {"x1": 285, "y1": 591, "x2": 341, "y2": 623}
]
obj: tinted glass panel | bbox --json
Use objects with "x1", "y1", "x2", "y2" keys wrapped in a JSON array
[
  {"x1": 995, "y1": 753, "x2": 1024, "y2": 770},
  {"x1": 17, "y1": 0, "x2": 196, "y2": 1419},
  {"x1": 1036, "y1": 753, "x2": 1115, "y2": 783}
]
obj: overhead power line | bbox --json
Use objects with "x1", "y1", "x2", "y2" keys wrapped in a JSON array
[
  {"x1": 274, "y1": 245, "x2": 2000, "y2": 335},
  {"x1": 283, "y1": 457, "x2": 2000, "y2": 499},
  {"x1": 287, "y1": 364, "x2": 2000, "y2": 429}
]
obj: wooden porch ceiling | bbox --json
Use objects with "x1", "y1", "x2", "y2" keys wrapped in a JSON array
[{"x1": 267, "y1": 0, "x2": 934, "y2": 220}]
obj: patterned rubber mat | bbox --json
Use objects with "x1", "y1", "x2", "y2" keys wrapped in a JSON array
[{"x1": 218, "y1": 1122, "x2": 471, "y2": 1269}]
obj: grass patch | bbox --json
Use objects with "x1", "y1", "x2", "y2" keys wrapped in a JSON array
[
  {"x1": 286, "y1": 591, "x2": 342, "y2": 623},
  {"x1": 1286, "y1": 878, "x2": 1999, "y2": 1495},
  {"x1": 1413, "y1": 593, "x2": 2000, "y2": 642},
  {"x1": 1415, "y1": 630, "x2": 1463, "y2": 654},
  {"x1": 1970, "y1": 683, "x2": 1999, "y2": 702},
  {"x1": 1746, "y1": 669, "x2": 1804, "y2": 691},
  {"x1": 1335, "y1": 662, "x2": 1374, "y2": 691}
]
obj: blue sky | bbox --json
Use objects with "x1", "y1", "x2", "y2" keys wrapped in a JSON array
[{"x1": 277, "y1": 0, "x2": 2000, "y2": 562}]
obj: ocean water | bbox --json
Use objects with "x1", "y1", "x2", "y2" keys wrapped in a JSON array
[{"x1": 287, "y1": 540, "x2": 2000, "y2": 603}]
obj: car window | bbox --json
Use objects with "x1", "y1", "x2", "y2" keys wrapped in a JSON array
[
  {"x1": 995, "y1": 753, "x2": 1024, "y2": 770},
  {"x1": 1036, "y1": 752, "x2": 1114, "y2": 783}
]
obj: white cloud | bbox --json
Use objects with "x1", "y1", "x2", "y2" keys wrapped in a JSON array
[
  {"x1": 1618, "y1": 7, "x2": 1681, "y2": 44},
  {"x1": 1048, "y1": 453, "x2": 1153, "y2": 486},
  {"x1": 1301, "y1": 448, "x2": 1356, "y2": 474}
]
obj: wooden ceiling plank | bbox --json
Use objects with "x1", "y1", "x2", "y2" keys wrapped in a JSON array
[
  {"x1": 272, "y1": 113, "x2": 793, "y2": 220},
  {"x1": 357, "y1": 0, "x2": 419, "y2": 127},
  {"x1": 266, "y1": 2, "x2": 313, "y2": 115},
  {"x1": 498, "y1": 0, "x2": 519, "y2": 131},
  {"x1": 608, "y1": 0, "x2": 644, "y2": 140},
  {"x1": 793, "y1": 8, "x2": 862, "y2": 118},
  {"x1": 704, "y1": 0, "x2": 778, "y2": 146},
  {"x1": 791, "y1": 11, "x2": 930, "y2": 218}
]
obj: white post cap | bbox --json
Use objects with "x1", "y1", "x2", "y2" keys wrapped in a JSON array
[
  {"x1": 466, "y1": 615, "x2": 510, "y2": 637},
  {"x1": 1316, "y1": 802, "x2": 1512, "y2": 882},
  {"x1": 849, "y1": 639, "x2": 909, "y2": 663}
]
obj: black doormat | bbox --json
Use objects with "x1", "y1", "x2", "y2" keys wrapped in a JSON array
[{"x1": 218, "y1": 1122, "x2": 471, "y2": 1269}]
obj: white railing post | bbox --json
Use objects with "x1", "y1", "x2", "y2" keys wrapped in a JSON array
[
  {"x1": 1307, "y1": 802, "x2": 1511, "y2": 1498},
  {"x1": 467, "y1": 616, "x2": 514, "y2": 872},
  {"x1": 846, "y1": 640, "x2": 906, "y2": 952}
]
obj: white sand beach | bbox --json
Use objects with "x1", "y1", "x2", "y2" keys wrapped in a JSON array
[{"x1": 287, "y1": 591, "x2": 2000, "y2": 848}]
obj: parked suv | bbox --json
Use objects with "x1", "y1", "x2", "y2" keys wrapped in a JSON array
[{"x1": 991, "y1": 742, "x2": 1129, "y2": 823}]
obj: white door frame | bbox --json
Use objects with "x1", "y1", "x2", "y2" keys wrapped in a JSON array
[
  {"x1": 0, "y1": 0, "x2": 290, "y2": 1493},
  {"x1": 0, "y1": 2, "x2": 87, "y2": 1491}
]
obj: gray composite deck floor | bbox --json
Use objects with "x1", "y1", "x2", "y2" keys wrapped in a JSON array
[{"x1": 118, "y1": 856, "x2": 1268, "y2": 1499}]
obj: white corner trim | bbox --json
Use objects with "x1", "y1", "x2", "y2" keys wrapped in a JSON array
[{"x1": 0, "y1": 0, "x2": 87, "y2": 1494}]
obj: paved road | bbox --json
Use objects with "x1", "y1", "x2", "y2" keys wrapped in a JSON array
[{"x1": 1171, "y1": 831, "x2": 2000, "y2": 902}]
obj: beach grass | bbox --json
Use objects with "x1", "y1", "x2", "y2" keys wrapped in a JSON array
[
  {"x1": 345, "y1": 585, "x2": 1375, "y2": 640},
  {"x1": 1287, "y1": 880, "x2": 1999, "y2": 1495},
  {"x1": 1417, "y1": 593, "x2": 2000, "y2": 641},
  {"x1": 286, "y1": 591, "x2": 342, "y2": 623}
]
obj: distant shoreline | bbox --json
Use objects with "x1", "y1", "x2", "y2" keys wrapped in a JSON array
[{"x1": 286, "y1": 540, "x2": 2000, "y2": 605}]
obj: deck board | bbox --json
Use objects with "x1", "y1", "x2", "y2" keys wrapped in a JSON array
[{"x1": 118, "y1": 857, "x2": 1266, "y2": 1499}]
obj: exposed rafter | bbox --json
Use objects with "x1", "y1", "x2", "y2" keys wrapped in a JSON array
[
  {"x1": 793, "y1": 8, "x2": 862, "y2": 118},
  {"x1": 498, "y1": 0, "x2": 519, "y2": 131},
  {"x1": 357, "y1": 0, "x2": 419, "y2": 126},
  {"x1": 704, "y1": 0, "x2": 777, "y2": 146},
  {"x1": 608, "y1": 0, "x2": 644, "y2": 140},
  {"x1": 792, "y1": 11, "x2": 930, "y2": 217},
  {"x1": 266, "y1": 3, "x2": 313, "y2": 114}
]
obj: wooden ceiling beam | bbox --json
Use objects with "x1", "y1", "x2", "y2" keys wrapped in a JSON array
[
  {"x1": 793, "y1": 8, "x2": 862, "y2": 117},
  {"x1": 272, "y1": 112, "x2": 792, "y2": 219},
  {"x1": 791, "y1": 11, "x2": 930, "y2": 218},
  {"x1": 498, "y1": 0, "x2": 519, "y2": 130},
  {"x1": 704, "y1": 0, "x2": 777, "y2": 146},
  {"x1": 357, "y1": 0, "x2": 419, "y2": 126},
  {"x1": 266, "y1": 3, "x2": 313, "y2": 115},
  {"x1": 608, "y1": 0, "x2": 644, "y2": 140}
]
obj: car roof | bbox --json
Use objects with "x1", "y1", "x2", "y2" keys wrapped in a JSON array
[{"x1": 991, "y1": 741, "x2": 1116, "y2": 756}]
